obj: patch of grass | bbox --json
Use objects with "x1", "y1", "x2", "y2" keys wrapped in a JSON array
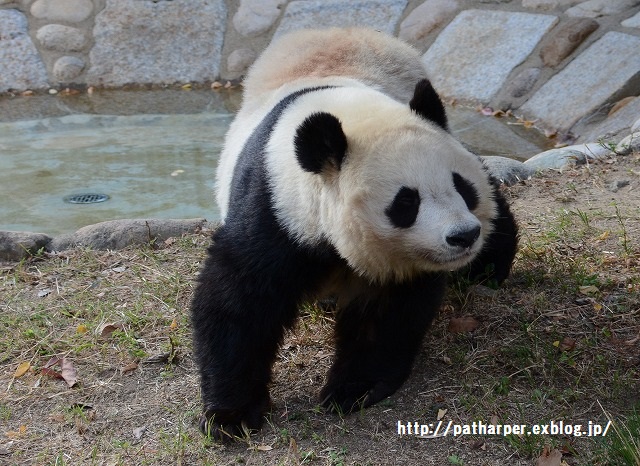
[{"x1": 601, "y1": 403, "x2": 640, "y2": 466}]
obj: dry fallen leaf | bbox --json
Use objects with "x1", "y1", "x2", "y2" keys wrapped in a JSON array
[
  {"x1": 448, "y1": 316, "x2": 480, "y2": 334},
  {"x1": 5, "y1": 425, "x2": 27, "y2": 439},
  {"x1": 579, "y1": 285, "x2": 599, "y2": 295},
  {"x1": 14, "y1": 362, "x2": 30, "y2": 378},
  {"x1": 536, "y1": 446, "x2": 562, "y2": 466},
  {"x1": 121, "y1": 362, "x2": 138, "y2": 375},
  {"x1": 254, "y1": 444, "x2": 273, "y2": 452},
  {"x1": 559, "y1": 337, "x2": 576, "y2": 352},
  {"x1": 98, "y1": 323, "x2": 122, "y2": 339},
  {"x1": 61, "y1": 358, "x2": 78, "y2": 388},
  {"x1": 437, "y1": 408, "x2": 447, "y2": 420}
]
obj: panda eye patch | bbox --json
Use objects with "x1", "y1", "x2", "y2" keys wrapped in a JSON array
[
  {"x1": 453, "y1": 172, "x2": 479, "y2": 211},
  {"x1": 385, "y1": 187, "x2": 420, "y2": 228}
]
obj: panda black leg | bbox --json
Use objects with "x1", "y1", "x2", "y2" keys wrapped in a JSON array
[
  {"x1": 191, "y1": 240, "x2": 300, "y2": 440},
  {"x1": 466, "y1": 182, "x2": 518, "y2": 285},
  {"x1": 320, "y1": 274, "x2": 446, "y2": 413},
  {"x1": 191, "y1": 226, "x2": 335, "y2": 440}
]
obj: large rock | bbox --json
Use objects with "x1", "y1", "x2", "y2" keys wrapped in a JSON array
[
  {"x1": 421, "y1": 10, "x2": 557, "y2": 102},
  {"x1": 87, "y1": 0, "x2": 226, "y2": 87},
  {"x1": 48, "y1": 218, "x2": 208, "y2": 251},
  {"x1": 274, "y1": 0, "x2": 407, "y2": 37},
  {"x1": 520, "y1": 32, "x2": 640, "y2": 132},
  {"x1": 0, "y1": 231, "x2": 52, "y2": 262},
  {"x1": 0, "y1": 9, "x2": 49, "y2": 92},
  {"x1": 524, "y1": 143, "x2": 612, "y2": 170}
]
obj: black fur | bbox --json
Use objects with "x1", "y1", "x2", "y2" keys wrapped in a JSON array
[
  {"x1": 465, "y1": 178, "x2": 519, "y2": 284},
  {"x1": 452, "y1": 172, "x2": 479, "y2": 211},
  {"x1": 320, "y1": 273, "x2": 445, "y2": 413},
  {"x1": 295, "y1": 112, "x2": 347, "y2": 174},
  {"x1": 409, "y1": 79, "x2": 448, "y2": 131},
  {"x1": 385, "y1": 186, "x2": 421, "y2": 229}
]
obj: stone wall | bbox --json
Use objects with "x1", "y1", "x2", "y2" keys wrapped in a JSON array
[{"x1": 1, "y1": 0, "x2": 639, "y2": 140}]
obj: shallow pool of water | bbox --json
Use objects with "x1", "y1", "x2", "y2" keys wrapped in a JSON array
[{"x1": 0, "y1": 90, "x2": 550, "y2": 235}]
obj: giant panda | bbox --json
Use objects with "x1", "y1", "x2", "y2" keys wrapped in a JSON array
[{"x1": 191, "y1": 27, "x2": 518, "y2": 439}]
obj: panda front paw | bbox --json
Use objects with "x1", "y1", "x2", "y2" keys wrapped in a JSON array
[
  {"x1": 319, "y1": 379, "x2": 398, "y2": 414},
  {"x1": 199, "y1": 400, "x2": 269, "y2": 442}
]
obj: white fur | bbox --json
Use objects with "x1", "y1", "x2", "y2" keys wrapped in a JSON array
[{"x1": 216, "y1": 28, "x2": 498, "y2": 283}]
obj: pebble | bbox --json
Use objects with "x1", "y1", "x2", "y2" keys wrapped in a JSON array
[
  {"x1": 233, "y1": 0, "x2": 284, "y2": 37},
  {"x1": 53, "y1": 56, "x2": 85, "y2": 81},
  {"x1": 226, "y1": 48, "x2": 256, "y2": 77},
  {"x1": 608, "y1": 180, "x2": 630, "y2": 193},
  {"x1": 36, "y1": 24, "x2": 87, "y2": 52},
  {"x1": 616, "y1": 132, "x2": 640, "y2": 154},
  {"x1": 31, "y1": 0, "x2": 94, "y2": 23}
]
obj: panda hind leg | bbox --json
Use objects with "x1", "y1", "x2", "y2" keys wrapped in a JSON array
[{"x1": 320, "y1": 274, "x2": 445, "y2": 413}]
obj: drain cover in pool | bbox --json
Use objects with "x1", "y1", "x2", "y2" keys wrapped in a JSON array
[{"x1": 63, "y1": 193, "x2": 111, "y2": 204}]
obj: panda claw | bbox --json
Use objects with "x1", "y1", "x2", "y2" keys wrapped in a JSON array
[{"x1": 199, "y1": 407, "x2": 264, "y2": 442}]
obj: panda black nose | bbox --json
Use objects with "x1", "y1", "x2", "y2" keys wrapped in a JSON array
[{"x1": 446, "y1": 226, "x2": 481, "y2": 249}]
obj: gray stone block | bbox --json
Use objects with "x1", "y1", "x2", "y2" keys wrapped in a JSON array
[
  {"x1": 421, "y1": 10, "x2": 557, "y2": 102},
  {"x1": 520, "y1": 32, "x2": 640, "y2": 132},
  {"x1": 0, "y1": 9, "x2": 49, "y2": 92},
  {"x1": 0, "y1": 231, "x2": 52, "y2": 261},
  {"x1": 48, "y1": 218, "x2": 207, "y2": 252},
  {"x1": 87, "y1": 0, "x2": 226, "y2": 87},
  {"x1": 274, "y1": 0, "x2": 407, "y2": 37}
]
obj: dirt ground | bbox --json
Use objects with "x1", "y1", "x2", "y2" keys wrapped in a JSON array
[{"x1": 1, "y1": 151, "x2": 639, "y2": 465}]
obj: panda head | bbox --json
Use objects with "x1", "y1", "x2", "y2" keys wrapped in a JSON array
[{"x1": 293, "y1": 80, "x2": 497, "y2": 283}]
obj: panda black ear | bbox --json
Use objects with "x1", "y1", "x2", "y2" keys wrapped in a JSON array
[
  {"x1": 409, "y1": 79, "x2": 448, "y2": 131},
  {"x1": 294, "y1": 112, "x2": 347, "y2": 174}
]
